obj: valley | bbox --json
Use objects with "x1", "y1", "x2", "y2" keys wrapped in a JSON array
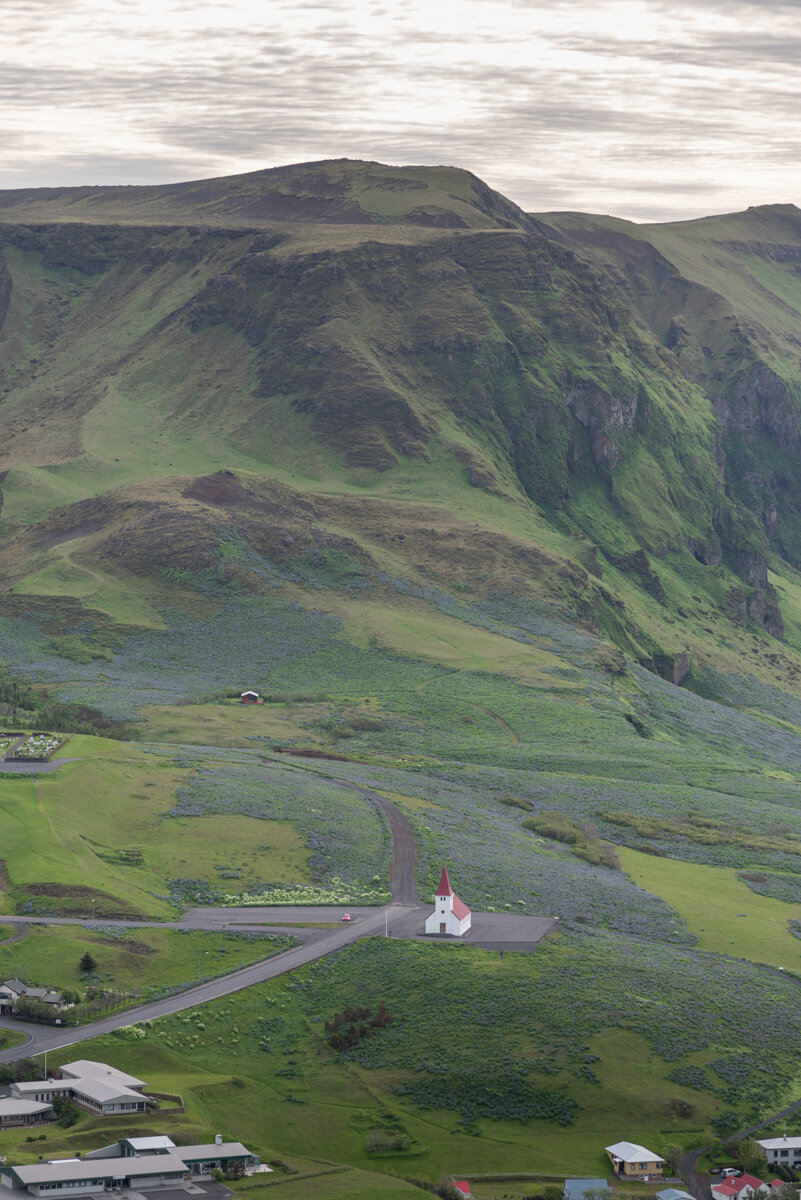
[{"x1": 2, "y1": 160, "x2": 801, "y2": 1198}]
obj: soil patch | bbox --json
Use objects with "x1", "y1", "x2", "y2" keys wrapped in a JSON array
[
  {"x1": 273, "y1": 747, "x2": 353, "y2": 762},
  {"x1": 91, "y1": 937, "x2": 156, "y2": 955},
  {"x1": 34, "y1": 518, "x2": 104, "y2": 548},
  {"x1": 17, "y1": 884, "x2": 145, "y2": 918}
]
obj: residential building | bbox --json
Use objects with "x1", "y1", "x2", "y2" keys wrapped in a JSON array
[
  {"x1": 605, "y1": 1141, "x2": 665, "y2": 1181},
  {"x1": 0, "y1": 1098, "x2": 54, "y2": 1129},
  {"x1": 0, "y1": 1154, "x2": 189, "y2": 1196},
  {"x1": 84, "y1": 1134, "x2": 260, "y2": 1177},
  {"x1": 711, "y1": 1174, "x2": 772, "y2": 1200},
  {"x1": 0, "y1": 980, "x2": 62, "y2": 1017},
  {"x1": 759, "y1": 1137, "x2": 801, "y2": 1170},
  {"x1": 424, "y1": 866, "x2": 472, "y2": 937},
  {"x1": 11, "y1": 1060, "x2": 150, "y2": 1117},
  {"x1": 0, "y1": 1136, "x2": 261, "y2": 1196},
  {"x1": 657, "y1": 1190, "x2": 694, "y2": 1200}
]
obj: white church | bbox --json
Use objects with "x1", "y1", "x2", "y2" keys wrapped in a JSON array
[{"x1": 424, "y1": 865, "x2": 472, "y2": 937}]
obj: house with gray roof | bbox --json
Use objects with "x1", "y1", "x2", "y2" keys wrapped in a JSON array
[
  {"x1": 0, "y1": 979, "x2": 63, "y2": 1016},
  {"x1": 1, "y1": 1136, "x2": 261, "y2": 1196},
  {"x1": 11, "y1": 1060, "x2": 150, "y2": 1116},
  {"x1": 0, "y1": 1098, "x2": 54, "y2": 1129}
]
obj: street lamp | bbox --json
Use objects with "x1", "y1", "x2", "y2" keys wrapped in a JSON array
[{"x1": 197, "y1": 952, "x2": 208, "y2": 983}]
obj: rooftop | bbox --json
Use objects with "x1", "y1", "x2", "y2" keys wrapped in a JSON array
[
  {"x1": 436, "y1": 865, "x2": 453, "y2": 897},
  {"x1": 9, "y1": 1154, "x2": 188, "y2": 1184},
  {"x1": 606, "y1": 1142, "x2": 664, "y2": 1163},
  {"x1": 177, "y1": 1143, "x2": 255, "y2": 1160},
  {"x1": 125, "y1": 1137, "x2": 176, "y2": 1151},
  {"x1": 0, "y1": 1099, "x2": 53, "y2": 1116},
  {"x1": 59, "y1": 1060, "x2": 146, "y2": 1089}
]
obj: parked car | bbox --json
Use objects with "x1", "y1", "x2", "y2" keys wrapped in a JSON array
[
  {"x1": 721, "y1": 1169, "x2": 743, "y2": 1178},
  {"x1": 341, "y1": 913, "x2": 352, "y2": 922}
]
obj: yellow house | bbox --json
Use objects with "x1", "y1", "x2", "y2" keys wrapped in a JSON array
[{"x1": 605, "y1": 1142, "x2": 664, "y2": 1182}]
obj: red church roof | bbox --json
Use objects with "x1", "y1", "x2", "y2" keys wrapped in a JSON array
[
  {"x1": 436, "y1": 865, "x2": 453, "y2": 897},
  {"x1": 452, "y1": 895, "x2": 471, "y2": 920}
]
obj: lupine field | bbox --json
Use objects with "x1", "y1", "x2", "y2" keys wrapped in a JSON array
[{"x1": 4, "y1": 584, "x2": 801, "y2": 1175}]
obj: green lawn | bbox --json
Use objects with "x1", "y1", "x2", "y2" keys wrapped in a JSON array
[
  {"x1": 0, "y1": 736, "x2": 311, "y2": 918},
  {"x1": 618, "y1": 846, "x2": 801, "y2": 970},
  {"x1": 25, "y1": 934, "x2": 734, "y2": 1184},
  {"x1": 0, "y1": 924, "x2": 295, "y2": 1000},
  {"x1": 0, "y1": 1026, "x2": 27, "y2": 1050}
]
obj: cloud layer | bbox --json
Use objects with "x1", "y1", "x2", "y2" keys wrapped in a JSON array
[{"x1": 2, "y1": 0, "x2": 800, "y2": 220}]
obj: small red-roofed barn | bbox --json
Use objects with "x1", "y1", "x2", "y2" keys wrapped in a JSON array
[{"x1": 424, "y1": 866, "x2": 472, "y2": 937}]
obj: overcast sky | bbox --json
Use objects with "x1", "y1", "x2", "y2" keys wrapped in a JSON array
[{"x1": 3, "y1": 0, "x2": 800, "y2": 221}]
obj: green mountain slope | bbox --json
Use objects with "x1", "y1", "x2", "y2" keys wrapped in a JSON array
[
  {"x1": 2, "y1": 164, "x2": 801, "y2": 695},
  {"x1": 7, "y1": 163, "x2": 801, "y2": 1184}
]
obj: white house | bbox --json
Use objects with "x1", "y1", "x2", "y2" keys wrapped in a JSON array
[
  {"x1": 759, "y1": 1136, "x2": 801, "y2": 1170},
  {"x1": 424, "y1": 866, "x2": 472, "y2": 937},
  {"x1": 11, "y1": 1060, "x2": 150, "y2": 1117},
  {"x1": 710, "y1": 1175, "x2": 772, "y2": 1200}
]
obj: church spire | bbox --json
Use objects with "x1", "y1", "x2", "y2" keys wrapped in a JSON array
[{"x1": 436, "y1": 865, "x2": 453, "y2": 897}]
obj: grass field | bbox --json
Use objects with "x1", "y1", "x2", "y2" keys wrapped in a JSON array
[
  {"x1": 0, "y1": 1026, "x2": 26, "y2": 1050},
  {"x1": 0, "y1": 924, "x2": 296, "y2": 1000},
  {"x1": 618, "y1": 847, "x2": 801, "y2": 970},
  {"x1": 24, "y1": 929, "x2": 800, "y2": 1183}
]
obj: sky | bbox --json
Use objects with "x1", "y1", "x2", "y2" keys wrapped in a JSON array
[{"x1": 2, "y1": 0, "x2": 801, "y2": 222}]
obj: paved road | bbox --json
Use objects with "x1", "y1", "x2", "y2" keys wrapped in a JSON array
[
  {"x1": 0, "y1": 758, "x2": 79, "y2": 774},
  {"x1": 0, "y1": 902, "x2": 419, "y2": 1064},
  {"x1": 0, "y1": 769, "x2": 557, "y2": 1065}
]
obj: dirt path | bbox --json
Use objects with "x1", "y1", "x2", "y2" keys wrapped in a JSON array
[
  {"x1": 414, "y1": 672, "x2": 520, "y2": 745},
  {"x1": 349, "y1": 785, "x2": 418, "y2": 904},
  {"x1": 260, "y1": 753, "x2": 419, "y2": 903},
  {"x1": 474, "y1": 704, "x2": 520, "y2": 745},
  {"x1": 35, "y1": 780, "x2": 85, "y2": 868},
  {"x1": 0, "y1": 925, "x2": 28, "y2": 947}
]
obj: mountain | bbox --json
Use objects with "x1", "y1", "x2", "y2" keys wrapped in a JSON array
[
  {"x1": 2, "y1": 160, "x2": 801, "y2": 700},
  {"x1": 7, "y1": 163, "x2": 801, "y2": 1185}
]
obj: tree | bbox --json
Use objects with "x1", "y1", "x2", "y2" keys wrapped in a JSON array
[
  {"x1": 79, "y1": 951, "x2": 97, "y2": 974},
  {"x1": 53, "y1": 1097, "x2": 80, "y2": 1128},
  {"x1": 663, "y1": 1144, "x2": 683, "y2": 1174},
  {"x1": 707, "y1": 1135, "x2": 724, "y2": 1161},
  {"x1": 737, "y1": 1138, "x2": 768, "y2": 1177}
]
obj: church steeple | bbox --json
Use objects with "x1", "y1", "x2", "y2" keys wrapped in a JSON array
[{"x1": 436, "y1": 865, "x2": 454, "y2": 897}]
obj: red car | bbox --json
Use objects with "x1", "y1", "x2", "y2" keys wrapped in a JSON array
[{"x1": 341, "y1": 913, "x2": 352, "y2": 922}]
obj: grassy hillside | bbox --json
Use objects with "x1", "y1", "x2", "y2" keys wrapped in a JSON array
[{"x1": 5, "y1": 163, "x2": 801, "y2": 1185}]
